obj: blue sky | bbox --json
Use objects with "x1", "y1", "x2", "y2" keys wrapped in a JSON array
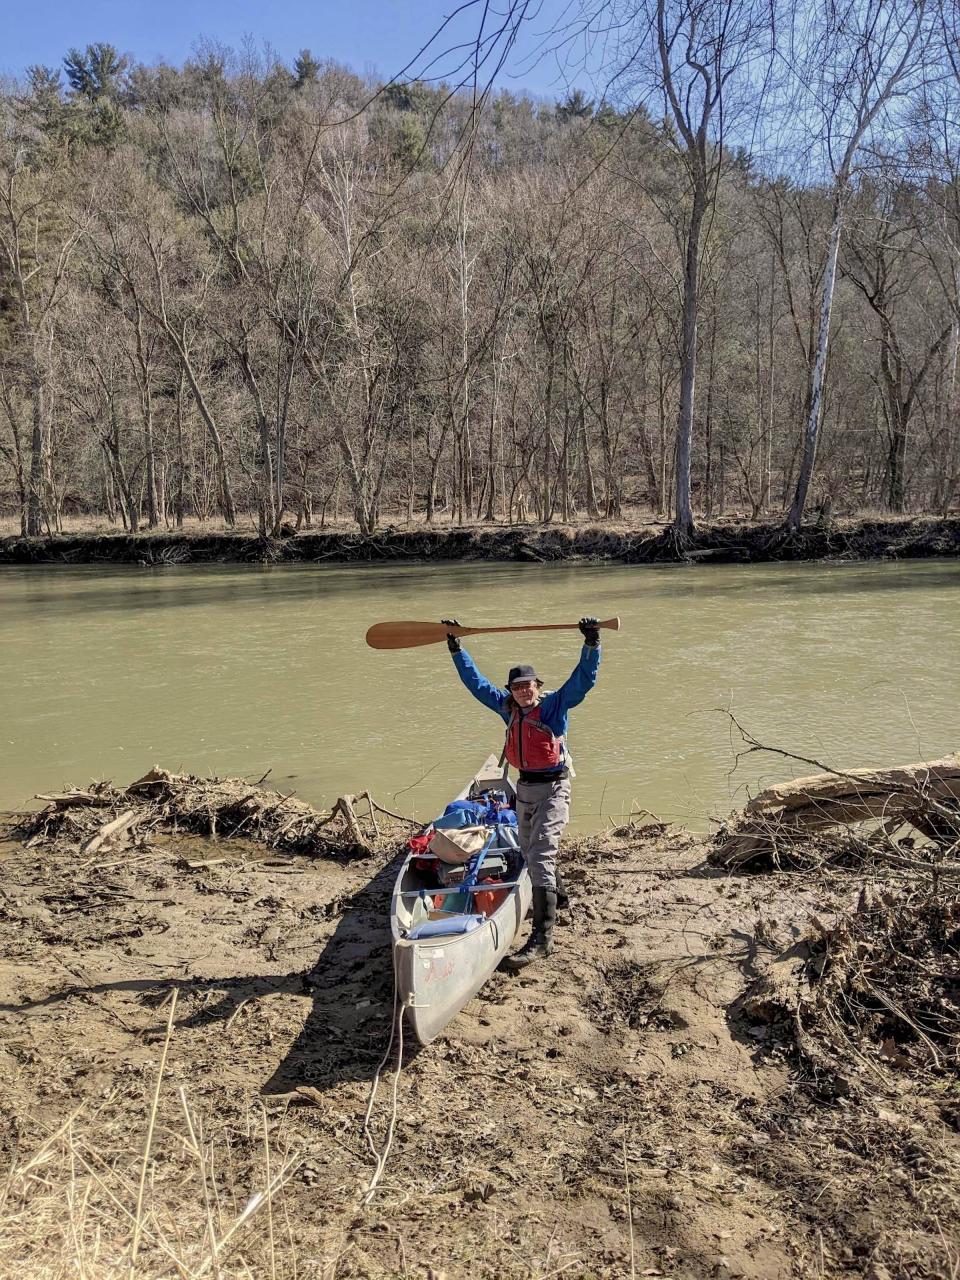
[{"x1": 5, "y1": 0, "x2": 592, "y2": 101}]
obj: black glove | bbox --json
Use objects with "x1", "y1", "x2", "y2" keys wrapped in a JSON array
[
  {"x1": 441, "y1": 619, "x2": 462, "y2": 654},
  {"x1": 579, "y1": 616, "x2": 600, "y2": 647}
]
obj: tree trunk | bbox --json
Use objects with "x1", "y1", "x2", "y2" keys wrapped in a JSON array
[
  {"x1": 674, "y1": 193, "x2": 705, "y2": 539},
  {"x1": 101, "y1": 433, "x2": 139, "y2": 533},
  {"x1": 762, "y1": 252, "x2": 775, "y2": 513},
  {"x1": 878, "y1": 317, "x2": 908, "y2": 513},
  {"x1": 134, "y1": 309, "x2": 159, "y2": 528},
  {"x1": 174, "y1": 372, "x2": 185, "y2": 528},
  {"x1": 143, "y1": 386, "x2": 159, "y2": 528},
  {"x1": 407, "y1": 413, "x2": 415, "y2": 525},
  {"x1": 176, "y1": 346, "x2": 236, "y2": 527},
  {"x1": 657, "y1": 362, "x2": 668, "y2": 517},
  {"x1": 940, "y1": 320, "x2": 960, "y2": 515},
  {"x1": 704, "y1": 305, "x2": 717, "y2": 518},
  {"x1": 257, "y1": 412, "x2": 275, "y2": 536},
  {"x1": 787, "y1": 185, "x2": 843, "y2": 532},
  {"x1": 753, "y1": 277, "x2": 764, "y2": 517},
  {"x1": 0, "y1": 380, "x2": 29, "y2": 536},
  {"x1": 26, "y1": 363, "x2": 46, "y2": 537},
  {"x1": 542, "y1": 359, "x2": 554, "y2": 523},
  {"x1": 580, "y1": 403, "x2": 599, "y2": 519}
]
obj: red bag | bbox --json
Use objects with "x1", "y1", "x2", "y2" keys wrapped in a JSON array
[{"x1": 474, "y1": 877, "x2": 508, "y2": 917}]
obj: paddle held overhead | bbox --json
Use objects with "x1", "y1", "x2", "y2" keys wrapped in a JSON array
[{"x1": 365, "y1": 618, "x2": 621, "y2": 650}]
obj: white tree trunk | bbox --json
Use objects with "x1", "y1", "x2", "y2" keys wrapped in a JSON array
[{"x1": 787, "y1": 187, "x2": 843, "y2": 532}]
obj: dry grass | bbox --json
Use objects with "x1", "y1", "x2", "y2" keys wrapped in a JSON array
[
  {"x1": 0, "y1": 509, "x2": 669, "y2": 539},
  {"x1": 1, "y1": 508, "x2": 949, "y2": 541},
  {"x1": 0, "y1": 515, "x2": 258, "y2": 538},
  {"x1": 0, "y1": 1051, "x2": 305, "y2": 1280}
]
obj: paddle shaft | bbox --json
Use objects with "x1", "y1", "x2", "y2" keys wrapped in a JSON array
[{"x1": 366, "y1": 617, "x2": 620, "y2": 650}]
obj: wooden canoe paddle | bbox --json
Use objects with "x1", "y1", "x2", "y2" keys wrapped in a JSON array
[{"x1": 365, "y1": 617, "x2": 621, "y2": 650}]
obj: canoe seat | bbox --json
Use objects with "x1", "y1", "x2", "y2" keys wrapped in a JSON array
[{"x1": 406, "y1": 914, "x2": 485, "y2": 940}]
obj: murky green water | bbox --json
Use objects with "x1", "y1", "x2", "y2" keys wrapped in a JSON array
[{"x1": 1, "y1": 560, "x2": 957, "y2": 830}]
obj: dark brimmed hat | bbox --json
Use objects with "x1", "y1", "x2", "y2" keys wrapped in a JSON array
[{"x1": 507, "y1": 664, "x2": 543, "y2": 687}]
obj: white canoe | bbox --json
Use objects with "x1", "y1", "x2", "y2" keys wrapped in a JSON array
[{"x1": 391, "y1": 755, "x2": 531, "y2": 1045}]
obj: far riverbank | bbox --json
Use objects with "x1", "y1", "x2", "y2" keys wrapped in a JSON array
[{"x1": 1, "y1": 514, "x2": 959, "y2": 566}]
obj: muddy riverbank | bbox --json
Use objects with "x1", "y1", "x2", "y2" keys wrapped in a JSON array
[
  {"x1": 2, "y1": 515, "x2": 959, "y2": 566},
  {"x1": 2, "y1": 767, "x2": 958, "y2": 1279}
]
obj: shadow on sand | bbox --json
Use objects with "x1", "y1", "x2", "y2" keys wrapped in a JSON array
[{"x1": 3, "y1": 855, "x2": 421, "y2": 1094}]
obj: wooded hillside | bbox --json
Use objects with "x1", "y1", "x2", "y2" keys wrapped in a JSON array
[{"x1": 2, "y1": 4, "x2": 959, "y2": 536}]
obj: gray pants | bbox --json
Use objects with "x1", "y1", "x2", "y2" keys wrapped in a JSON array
[{"x1": 515, "y1": 777, "x2": 572, "y2": 890}]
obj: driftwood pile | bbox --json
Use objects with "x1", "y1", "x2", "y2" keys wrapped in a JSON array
[
  {"x1": 712, "y1": 754, "x2": 960, "y2": 871},
  {"x1": 11, "y1": 767, "x2": 403, "y2": 859},
  {"x1": 718, "y1": 754, "x2": 960, "y2": 1092},
  {"x1": 743, "y1": 886, "x2": 960, "y2": 1090}
]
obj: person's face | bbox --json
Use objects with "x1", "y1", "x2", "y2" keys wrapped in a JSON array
[{"x1": 509, "y1": 679, "x2": 541, "y2": 708}]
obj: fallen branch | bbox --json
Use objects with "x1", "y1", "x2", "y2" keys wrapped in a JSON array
[
  {"x1": 34, "y1": 789, "x2": 116, "y2": 809},
  {"x1": 740, "y1": 888, "x2": 960, "y2": 1088},
  {"x1": 332, "y1": 794, "x2": 369, "y2": 851},
  {"x1": 360, "y1": 789, "x2": 380, "y2": 838},
  {"x1": 80, "y1": 809, "x2": 137, "y2": 855}
]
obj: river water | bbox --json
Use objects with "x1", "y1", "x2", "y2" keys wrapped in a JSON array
[{"x1": 2, "y1": 560, "x2": 957, "y2": 830}]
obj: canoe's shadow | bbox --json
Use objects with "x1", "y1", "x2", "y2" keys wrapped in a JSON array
[
  {"x1": 1, "y1": 856, "x2": 417, "y2": 1095},
  {"x1": 179, "y1": 854, "x2": 418, "y2": 1095},
  {"x1": 260, "y1": 856, "x2": 420, "y2": 1095}
]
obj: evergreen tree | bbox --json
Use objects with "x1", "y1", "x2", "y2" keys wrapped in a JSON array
[
  {"x1": 293, "y1": 49, "x2": 321, "y2": 90},
  {"x1": 61, "y1": 43, "x2": 129, "y2": 147},
  {"x1": 556, "y1": 89, "x2": 594, "y2": 124},
  {"x1": 22, "y1": 66, "x2": 65, "y2": 141},
  {"x1": 63, "y1": 42, "x2": 128, "y2": 101},
  {"x1": 383, "y1": 80, "x2": 435, "y2": 113}
]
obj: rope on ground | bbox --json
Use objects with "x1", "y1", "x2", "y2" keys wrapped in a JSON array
[{"x1": 360, "y1": 957, "x2": 408, "y2": 1205}]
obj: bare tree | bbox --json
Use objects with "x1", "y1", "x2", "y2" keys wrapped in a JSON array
[
  {"x1": 89, "y1": 163, "x2": 239, "y2": 527},
  {"x1": 0, "y1": 120, "x2": 86, "y2": 534},
  {"x1": 561, "y1": 0, "x2": 776, "y2": 538},
  {"x1": 843, "y1": 178, "x2": 953, "y2": 511},
  {"x1": 786, "y1": 0, "x2": 932, "y2": 531},
  {"x1": 1, "y1": 19, "x2": 957, "y2": 534}
]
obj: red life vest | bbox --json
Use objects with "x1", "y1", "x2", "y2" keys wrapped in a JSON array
[{"x1": 503, "y1": 705, "x2": 565, "y2": 771}]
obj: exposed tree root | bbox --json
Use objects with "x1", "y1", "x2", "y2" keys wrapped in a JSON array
[{"x1": 3, "y1": 516, "x2": 958, "y2": 566}]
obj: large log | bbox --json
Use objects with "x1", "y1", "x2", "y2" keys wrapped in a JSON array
[
  {"x1": 79, "y1": 809, "x2": 138, "y2": 855},
  {"x1": 742, "y1": 755, "x2": 960, "y2": 815},
  {"x1": 715, "y1": 753, "x2": 960, "y2": 865},
  {"x1": 35, "y1": 789, "x2": 118, "y2": 809}
]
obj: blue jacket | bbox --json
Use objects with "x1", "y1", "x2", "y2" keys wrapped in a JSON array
[{"x1": 452, "y1": 645, "x2": 600, "y2": 765}]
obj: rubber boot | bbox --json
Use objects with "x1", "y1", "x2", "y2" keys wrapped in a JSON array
[
  {"x1": 502, "y1": 887, "x2": 557, "y2": 971},
  {"x1": 555, "y1": 869, "x2": 570, "y2": 912}
]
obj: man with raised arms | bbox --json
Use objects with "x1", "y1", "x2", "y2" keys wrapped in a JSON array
[{"x1": 441, "y1": 617, "x2": 601, "y2": 969}]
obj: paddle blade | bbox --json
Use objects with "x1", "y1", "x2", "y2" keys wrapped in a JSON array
[
  {"x1": 365, "y1": 621, "x2": 461, "y2": 649},
  {"x1": 599, "y1": 617, "x2": 621, "y2": 631}
]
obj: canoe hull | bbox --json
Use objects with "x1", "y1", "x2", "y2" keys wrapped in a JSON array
[
  {"x1": 390, "y1": 753, "x2": 529, "y2": 1045},
  {"x1": 393, "y1": 871, "x2": 531, "y2": 1044}
]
